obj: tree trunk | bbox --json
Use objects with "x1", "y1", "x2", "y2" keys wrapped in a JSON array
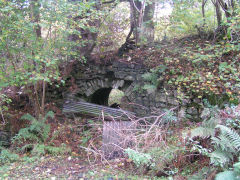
[
  {"x1": 68, "y1": 0, "x2": 101, "y2": 59},
  {"x1": 140, "y1": 2, "x2": 155, "y2": 44},
  {"x1": 30, "y1": 0, "x2": 41, "y2": 38},
  {"x1": 30, "y1": 0, "x2": 42, "y2": 117},
  {"x1": 128, "y1": 0, "x2": 155, "y2": 45},
  {"x1": 217, "y1": 0, "x2": 232, "y2": 22},
  {"x1": 202, "y1": 0, "x2": 207, "y2": 27},
  {"x1": 215, "y1": 0, "x2": 222, "y2": 27},
  {"x1": 129, "y1": 0, "x2": 143, "y2": 45}
]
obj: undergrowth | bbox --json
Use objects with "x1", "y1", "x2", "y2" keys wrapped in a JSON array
[
  {"x1": 0, "y1": 111, "x2": 71, "y2": 168},
  {"x1": 0, "y1": 147, "x2": 19, "y2": 165},
  {"x1": 122, "y1": 101, "x2": 240, "y2": 178},
  {"x1": 11, "y1": 111, "x2": 71, "y2": 157},
  {"x1": 190, "y1": 102, "x2": 240, "y2": 179}
]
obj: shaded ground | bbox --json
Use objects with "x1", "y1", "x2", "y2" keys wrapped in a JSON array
[
  {"x1": 1, "y1": 156, "x2": 88, "y2": 180},
  {"x1": 0, "y1": 156, "x2": 159, "y2": 180}
]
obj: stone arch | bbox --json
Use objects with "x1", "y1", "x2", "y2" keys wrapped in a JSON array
[
  {"x1": 71, "y1": 78, "x2": 136, "y2": 108},
  {"x1": 84, "y1": 79, "x2": 125, "y2": 97},
  {"x1": 63, "y1": 61, "x2": 152, "y2": 115}
]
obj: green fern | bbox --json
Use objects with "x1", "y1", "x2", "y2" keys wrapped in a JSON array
[
  {"x1": 216, "y1": 125, "x2": 240, "y2": 151},
  {"x1": 31, "y1": 143, "x2": 70, "y2": 156},
  {"x1": 11, "y1": 111, "x2": 71, "y2": 156},
  {"x1": 0, "y1": 147, "x2": 19, "y2": 165},
  {"x1": 190, "y1": 103, "x2": 240, "y2": 169},
  {"x1": 215, "y1": 158, "x2": 240, "y2": 180},
  {"x1": 142, "y1": 66, "x2": 165, "y2": 89},
  {"x1": 215, "y1": 171, "x2": 238, "y2": 180},
  {"x1": 234, "y1": 161, "x2": 240, "y2": 176},
  {"x1": 191, "y1": 105, "x2": 221, "y2": 139},
  {"x1": 142, "y1": 72, "x2": 156, "y2": 82},
  {"x1": 191, "y1": 117, "x2": 219, "y2": 138},
  {"x1": 188, "y1": 167, "x2": 217, "y2": 180},
  {"x1": 210, "y1": 125, "x2": 240, "y2": 167},
  {"x1": 210, "y1": 149, "x2": 234, "y2": 167},
  {"x1": 124, "y1": 148, "x2": 153, "y2": 168},
  {"x1": 12, "y1": 111, "x2": 54, "y2": 144},
  {"x1": 161, "y1": 109, "x2": 178, "y2": 124},
  {"x1": 45, "y1": 144, "x2": 71, "y2": 155}
]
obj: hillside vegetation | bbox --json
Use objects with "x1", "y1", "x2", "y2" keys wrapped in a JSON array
[{"x1": 0, "y1": 0, "x2": 240, "y2": 179}]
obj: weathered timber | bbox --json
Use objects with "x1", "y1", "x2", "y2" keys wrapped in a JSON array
[
  {"x1": 63, "y1": 101, "x2": 136, "y2": 120},
  {"x1": 103, "y1": 121, "x2": 136, "y2": 159},
  {"x1": 63, "y1": 101, "x2": 136, "y2": 159}
]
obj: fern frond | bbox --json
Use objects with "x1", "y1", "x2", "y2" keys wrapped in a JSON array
[
  {"x1": 200, "y1": 108, "x2": 211, "y2": 119},
  {"x1": 191, "y1": 117, "x2": 219, "y2": 138},
  {"x1": 31, "y1": 143, "x2": 70, "y2": 156},
  {"x1": 41, "y1": 124, "x2": 50, "y2": 142},
  {"x1": 12, "y1": 128, "x2": 39, "y2": 143},
  {"x1": 13, "y1": 112, "x2": 52, "y2": 144},
  {"x1": 216, "y1": 125, "x2": 240, "y2": 151},
  {"x1": 20, "y1": 144, "x2": 34, "y2": 153},
  {"x1": 20, "y1": 113, "x2": 36, "y2": 122},
  {"x1": 161, "y1": 110, "x2": 178, "y2": 124},
  {"x1": 212, "y1": 135, "x2": 236, "y2": 153},
  {"x1": 215, "y1": 160, "x2": 240, "y2": 180},
  {"x1": 43, "y1": 111, "x2": 54, "y2": 122},
  {"x1": 210, "y1": 149, "x2": 233, "y2": 167},
  {"x1": 191, "y1": 126, "x2": 214, "y2": 139},
  {"x1": 142, "y1": 72, "x2": 158, "y2": 86},
  {"x1": 233, "y1": 161, "x2": 240, "y2": 175},
  {"x1": 31, "y1": 144, "x2": 46, "y2": 156},
  {"x1": 210, "y1": 125, "x2": 240, "y2": 167}
]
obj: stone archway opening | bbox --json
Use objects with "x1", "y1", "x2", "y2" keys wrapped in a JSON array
[
  {"x1": 89, "y1": 87, "x2": 125, "y2": 109},
  {"x1": 90, "y1": 88, "x2": 112, "y2": 106}
]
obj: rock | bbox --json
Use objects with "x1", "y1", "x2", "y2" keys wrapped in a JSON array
[
  {"x1": 155, "y1": 93, "x2": 167, "y2": 103},
  {"x1": 124, "y1": 75, "x2": 134, "y2": 81},
  {"x1": 187, "y1": 107, "x2": 198, "y2": 115},
  {"x1": 193, "y1": 98, "x2": 201, "y2": 104},
  {"x1": 167, "y1": 97, "x2": 179, "y2": 106}
]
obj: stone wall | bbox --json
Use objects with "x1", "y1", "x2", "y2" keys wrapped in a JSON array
[{"x1": 63, "y1": 60, "x2": 201, "y2": 120}]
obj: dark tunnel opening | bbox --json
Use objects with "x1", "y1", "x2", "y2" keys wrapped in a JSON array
[{"x1": 90, "y1": 88, "x2": 112, "y2": 106}]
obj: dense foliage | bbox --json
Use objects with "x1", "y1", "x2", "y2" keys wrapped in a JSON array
[
  {"x1": 0, "y1": 0, "x2": 240, "y2": 179},
  {"x1": 0, "y1": 0, "x2": 97, "y2": 116}
]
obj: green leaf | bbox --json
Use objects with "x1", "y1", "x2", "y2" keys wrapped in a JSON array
[
  {"x1": 215, "y1": 171, "x2": 237, "y2": 180},
  {"x1": 143, "y1": 84, "x2": 156, "y2": 94}
]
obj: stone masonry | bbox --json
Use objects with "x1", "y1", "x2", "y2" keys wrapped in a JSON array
[{"x1": 63, "y1": 60, "x2": 200, "y2": 119}]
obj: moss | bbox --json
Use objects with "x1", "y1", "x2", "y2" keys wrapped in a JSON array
[{"x1": 206, "y1": 93, "x2": 230, "y2": 108}]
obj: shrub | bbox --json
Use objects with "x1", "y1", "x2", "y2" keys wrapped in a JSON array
[
  {"x1": 124, "y1": 148, "x2": 154, "y2": 168},
  {"x1": 12, "y1": 111, "x2": 54, "y2": 144},
  {"x1": 31, "y1": 143, "x2": 71, "y2": 156},
  {"x1": 12, "y1": 111, "x2": 71, "y2": 156},
  {"x1": 0, "y1": 147, "x2": 19, "y2": 165},
  {"x1": 191, "y1": 103, "x2": 240, "y2": 168},
  {"x1": 210, "y1": 125, "x2": 240, "y2": 167}
]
